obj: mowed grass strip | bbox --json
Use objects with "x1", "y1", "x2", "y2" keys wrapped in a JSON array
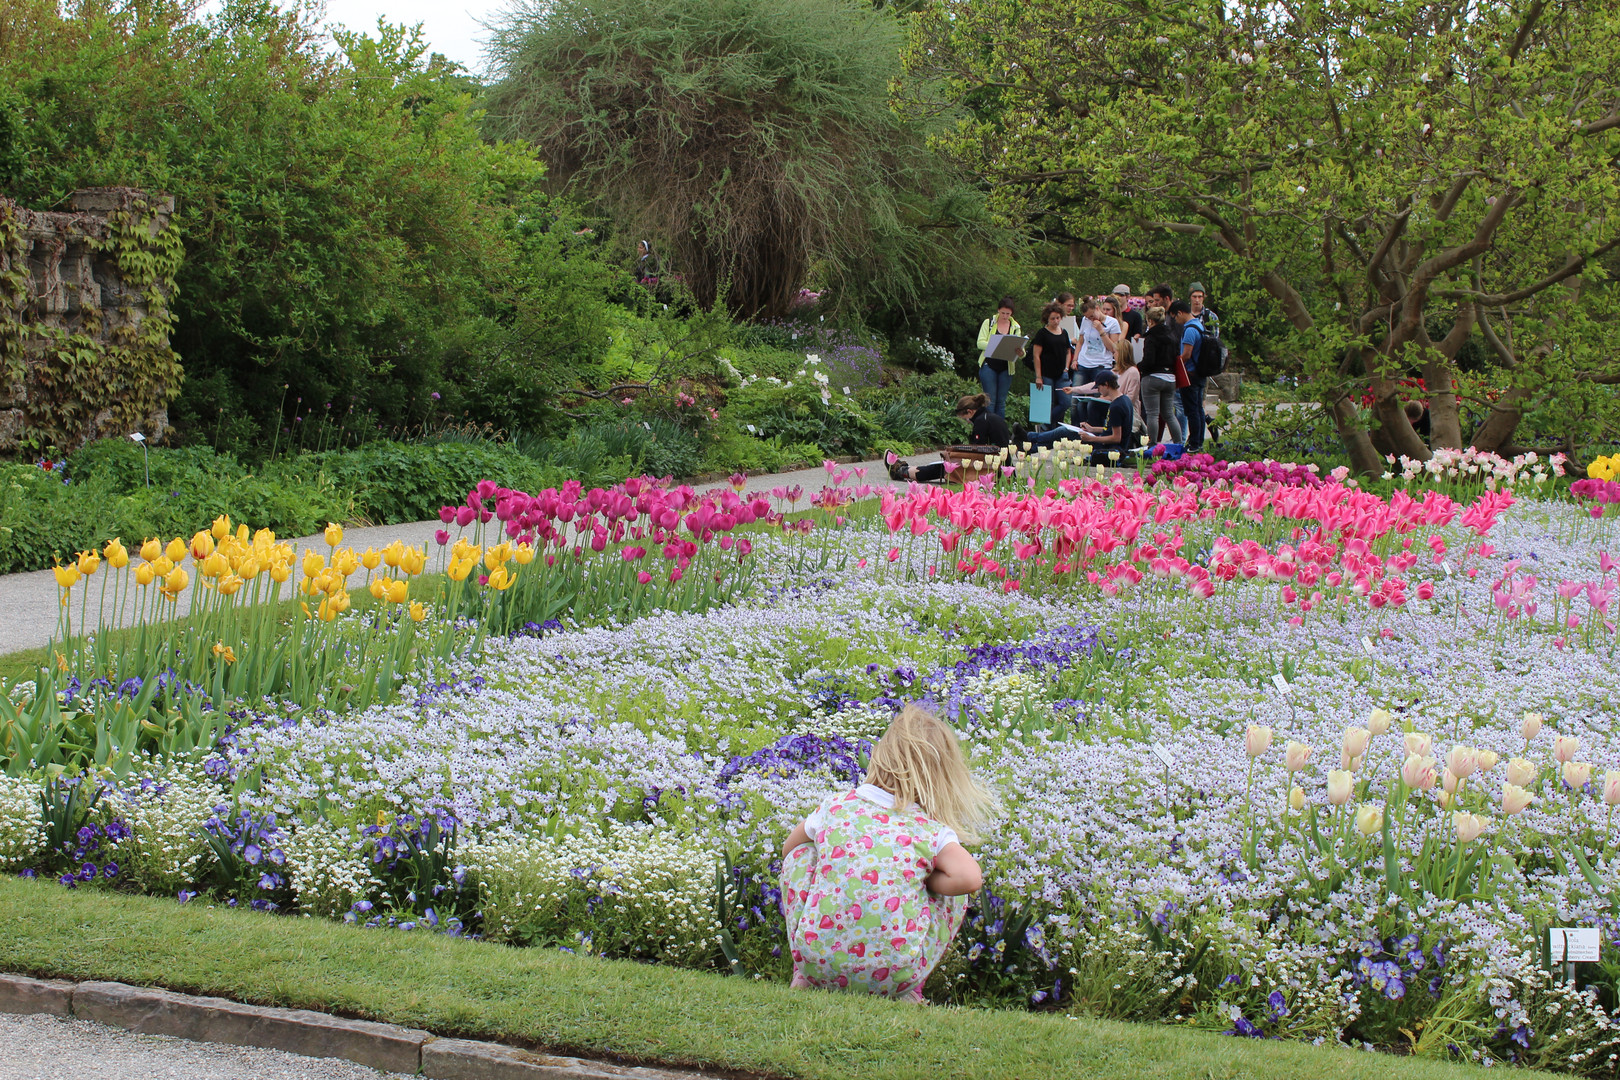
[{"x1": 0, "y1": 878, "x2": 1544, "y2": 1080}]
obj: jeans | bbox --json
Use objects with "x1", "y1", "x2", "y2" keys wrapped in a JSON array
[
  {"x1": 915, "y1": 461, "x2": 946, "y2": 483},
  {"x1": 1179, "y1": 378, "x2": 1208, "y2": 450},
  {"x1": 1142, "y1": 378, "x2": 1182, "y2": 444},
  {"x1": 1046, "y1": 371, "x2": 1074, "y2": 426},
  {"x1": 977, "y1": 364, "x2": 1011, "y2": 418}
]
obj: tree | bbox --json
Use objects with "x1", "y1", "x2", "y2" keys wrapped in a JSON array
[
  {"x1": 483, "y1": 0, "x2": 967, "y2": 320},
  {"x1": 904, "y1": 0, "x2": 1620, "y2": 470}
]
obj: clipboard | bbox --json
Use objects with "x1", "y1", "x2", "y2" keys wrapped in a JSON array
[
  {"x1": 1028, "y1": 383, "x2": 1053, "y2": 423},
  {"x1": 985, "y1": 334, "x2": 1028, "y2": 362}
]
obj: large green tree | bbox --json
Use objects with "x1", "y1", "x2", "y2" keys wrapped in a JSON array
[
  {"x1": 483, "y1": 0, "x2": 984, "y2": 320},
  {"x1": 905, "y1": 0, "x2": 1620, "y2": 469}
]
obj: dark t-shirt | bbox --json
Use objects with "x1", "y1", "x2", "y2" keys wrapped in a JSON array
[
  {"x1": 1095, "y1": 395, "x2": 1134, "y2": 451},
  {"x1": 1030, "y1": 328, "x2": 1072, "y2": 380},
  {"x1": 1121, "y1": 308, "x2": 1145, "y2": 341}
]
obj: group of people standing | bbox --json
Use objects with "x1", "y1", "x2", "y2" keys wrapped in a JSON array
[{"x1": 974, "y1": 282, "x2": 1223, "y2": 456}]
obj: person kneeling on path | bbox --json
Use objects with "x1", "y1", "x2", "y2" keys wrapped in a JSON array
[
  {"x1": 888, "y1": 394, "x2": 1010, "y2": 482},
  {"x1": 779, "y1": 704, "x2": 992, "y2": 1001},
  {"x1": 1021, "y1": 371, "x2": 1135, "y2": 458}
]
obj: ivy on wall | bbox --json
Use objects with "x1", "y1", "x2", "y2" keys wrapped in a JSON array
[{"x1": 0, "y1": 191, "x2": 183, "y2": 456}]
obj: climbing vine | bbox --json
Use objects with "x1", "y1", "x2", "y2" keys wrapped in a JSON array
[{"x1": 0, "y1": 191, "x2": 183, "y2": 456}]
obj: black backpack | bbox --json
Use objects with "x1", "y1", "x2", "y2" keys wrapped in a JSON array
[{"x1": 1195, "y1": 322, "x2": 1225, "y2": 377}]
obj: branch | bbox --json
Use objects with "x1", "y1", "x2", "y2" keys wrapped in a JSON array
[
  {"x1": 1141, "y1": 219, "x2": 1209, "y2": 235},
  {"x1": 1582, "y1": 111, "x2": 1620, "y2": 136},
  {"x1": 1435, "y1": 236, "x2": 1620, "y2": 305},
  {"x1": 1433, "y1": 174, "x2": 1474, "y2": 222},
  {"x1": 1365, "y1": 204, "x2": 1411, "y2": 299},
  {"x1": 1473, "y1": 303, "x2": 1517, "y2": 369},
  {"x1": 1507, "y1": 0, "x2": 1547, "y2": 60}
]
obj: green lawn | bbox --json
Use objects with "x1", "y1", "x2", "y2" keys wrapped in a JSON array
[{"x1": 0, "y1": 878, "x2": 1544, "y2": 1080}]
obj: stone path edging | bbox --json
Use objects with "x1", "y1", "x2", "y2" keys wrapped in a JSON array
[{"x1": 0, "y1": 973, "x2": 718, "y2": 1080}]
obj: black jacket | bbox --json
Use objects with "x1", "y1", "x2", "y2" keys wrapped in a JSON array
[
  {"x1": 1139, "y1": 323, "x2": 1179, "y2": 379},
  {"x1": 968, "y1": 408, "x2": 1012, "y2": 448}
]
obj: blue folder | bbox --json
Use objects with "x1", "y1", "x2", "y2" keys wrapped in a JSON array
[{"x1": 1028, "y1": 383, "x2": 1053, "y2": 424}]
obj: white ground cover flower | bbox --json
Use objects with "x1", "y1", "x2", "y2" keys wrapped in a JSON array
[
  {"x1": 106, "y1": 764, "x2": 218, "y2": 895},
  {"x1": 0, "y1": 773, "x2": 44, "y2": 869},
  {"x1": 285, "y1": 817, "x2": 371, "y2": 917}
]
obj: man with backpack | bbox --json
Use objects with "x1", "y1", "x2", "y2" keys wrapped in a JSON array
[
  {"x1": 1188, "y1": 282, "x2": 1227, "y2": 373},
  {"x1": 1169, "y1": 299, "x2": 1214, "y2": 452}
]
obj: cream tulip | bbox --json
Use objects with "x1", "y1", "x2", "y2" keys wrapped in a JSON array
[
  {"x1": 1475, "y1": 750, "x2": 1499, "y2": 774},
  {"x1": 1284, "y1": 741, "x2": 1312, "y2": 772},
  {"x1": 1501, "y1": 784, "x2": 1534, "y2": 816},
  {"x1": 1342, "y1": 726, "x2": 1371, "y2": 761},
  {"x1": 1401, "y1": 754, "x2": 1438, "y2": 791},
  {"x1": 1602, "y1": 772, "x2": 1620, "y2": 807},
  {"x1": 1505, "y1": 758, "x2": 1537, "y2": 788},
  {"x1": 1289, "y1": 786, "x2": 1306, "y2": 812},
  {"x1": 1553, "y1": 735, "x2": 1579, "y2": 764},
  {"x1": 1326, "y1": 769, "x2": 1353, "y2": 806},
  {"x1": 1354, "y1": 804, "x2": 1384, "y2": 836},
  {"x1": 1446, "y1": 745, "x2": 1479, "y2": 780},
  {"x1": 1562, "y1": 760, "x2": 1592, "y2": 790},
  {"x1": 1453, "y1": 812, "x2": 1486, "y2": 844},
  {"x1": 1367, "y1": 708, "x2": 1393, "y2": 736},
  {"x1": 1521, "y1": 712, "x2": 1544, "y2": 741},
  {"x1": 1403, "y1": 732, "x2": 1433, "y2": 758},
  {"x1": 1245, "y1": 724, "x2": 1273, "y2": 758},
  {"x1": 1441, "y1": 768, "x2": 1459, "y2": 794}
]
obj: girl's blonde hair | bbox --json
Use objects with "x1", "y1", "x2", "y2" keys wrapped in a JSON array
[{"x1": 864, "y1": 704, "x2": 995, "y2": 844}]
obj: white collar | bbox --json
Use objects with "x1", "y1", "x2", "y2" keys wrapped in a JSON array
[{"x1": 855, "y1": 783, "x2": 895, "y2": 808}]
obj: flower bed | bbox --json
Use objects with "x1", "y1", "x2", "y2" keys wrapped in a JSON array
[{"x1": 2, "y1": 467, "x2": 1619, "y2": 1072}]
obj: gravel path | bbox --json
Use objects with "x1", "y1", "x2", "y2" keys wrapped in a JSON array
[
  {"x1": 0, "y1": 1012, "x2": 413, "y2": 1080},
  {"x1": 0, "y1": 457, "x2": 895, "y2": 656}
]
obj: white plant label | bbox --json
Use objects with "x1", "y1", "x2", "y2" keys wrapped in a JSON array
[
  {"x1": 1361, "y1": 636, "x2": 1375, "y2": 655},
  {"x1": 1549, "y1": 927, "x2": 1602, "y2": 963},
  {"x1": 1272, "y1": 673, "x2": 1291, "y2": 694},
  {"x1": 1151, "y1": 744, "x2": 1175, "y2": 770},
  {"x1": 1442, "y1": 561, "x2": 1454, "y2": 577}
]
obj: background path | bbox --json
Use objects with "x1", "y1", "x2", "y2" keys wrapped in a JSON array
[
  {"x1": 0, "y1": 457, "x2": 894, "y2": 657},
  {"x1": 0, "y1": 1012, "x2": 411, "y2": 1080}
]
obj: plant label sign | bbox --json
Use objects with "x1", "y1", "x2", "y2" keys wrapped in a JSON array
[
  {"x1": 1360, "y1": 636, "x2": 1375, "y2": 655},
  {"x1": 1549, "y1": 928, "x2": 1601, "y2": 963},
  {"x1": 1151, "y1": 744, "x2": 1175, "y2": 770},
  {"x1": 1272, "y1": 674, "x2": 1291, "y2": 695}
]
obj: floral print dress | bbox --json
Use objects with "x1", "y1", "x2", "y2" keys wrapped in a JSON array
[{"x1": 780, "y1": 784, "x2": 967, "y2": 1000}]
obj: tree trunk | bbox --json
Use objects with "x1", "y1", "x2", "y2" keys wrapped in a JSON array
[
  {"x1": 1422, "y1": 357, "x2": 1465, "y2": 449},
  {"x1": 1469, "y1": 385, "x2": 1531, "y2": 452},
  {"x1": 1330, "y1": 396, "x2": 1384, "y2": 475},
  {"x1": 1068, "y1": 240, "x2": 1095, "y2": 267}
]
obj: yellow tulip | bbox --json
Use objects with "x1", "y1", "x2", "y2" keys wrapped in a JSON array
[
  {"x1": 484, "y1": 542, "x2": 512, "y2": 569},
  {"x1": 408, "y1": 600, "x2": 426, "y2": 622},
  {"x1": 270, "y1": 560, "x2": 291, "y2": 583},
  {"x1": 165, "y1": 537, "x2": 187, "y2": 563},
  {"x1": 164, "y1": 567, "x2": 190, "y2": 594},
  {"x1": 324, "y1": 522, "x2": 344, "y2": 547},
  {"x1": 211, "y1": 514, "x2": 231, "y2": 541},
  {"x1": 447, "y1": 557, "x2": 473, "y2": 582},
  {"x1": 152, "y1": 555, "x2": 175, "y2": 576},
  {"x1": 135, "y1": 562, "x2": 156, "y2": 587},
  {"x1": 140, "y1": 538, "x2": 163, "y2": 562},
  {"x1": 76, "y1": 550, "x2": 99, "y2": 576},
  {"x1": 361, "y1": 547, "x2": 382, "y2": 570},
  {"x1": 103, "y1": 538, "x2": 129, "y2": 569},
  {"x1": 513, "y1": 543, "x2": 535, "y2": 566},
  {"x1": 382, "y1": 541, "x2": 404, "y2": 568},
  {"x1": 217, "y1": 574, "x2": 244, "y2": 596},
  {"x1": 236, "y1": 523, "x2": 249, "y2": 544},
  {"x1": 385, "y1": 578, "x2": 409, "y2": 604},
  {"x1": 333, "y1": 549, "x2": 360, "y2": 577},
  {"x1": 53, "y1": 563, "x2": 81, "y2": 589},
  {"x1": 201, "y1": 551, "x2": 229, "y2": 579},
  {"x1": 318, "y1": 596, "x2": 338, "y2": 622},
  {"x1": 253, "y1": 528, "x2": 277, "y2": 553},
  {"x1": 369, "y1": 578, "x2": 387, "y2": 601},
  {"x1": 190, "y1": 531, "x2": 215, "y2": 560},
  {"x1": 400, "y1": 547, "x2": 426, "y2": 576},
  {"x1": 302, "y1": 550, "x2": 325, "y2": 580},
  {"x1": 488, "y1": 565, "x2": 514, "y2": 591},
  {"x1": 237, "y1": 555, "x2": 261, "y2": 580}
]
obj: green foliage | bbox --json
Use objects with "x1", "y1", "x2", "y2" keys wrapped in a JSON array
[
  {"x1": 0, "y1": 440, "x2": 563, "y2": 574},
  {"x1": 0, "y1": 1, "x2": 621, "y2": 453},
  {"x1": 484, "y1": 0, "x2": 991, "y2": 320}
]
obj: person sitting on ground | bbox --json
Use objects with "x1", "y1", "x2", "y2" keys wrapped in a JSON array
[
  {"x1": 889, "y1": 394, "x2": 1010, "y2": 482},
  {"x1": 1022, "y1": 371, "x2": 1134, "y2": 456},
  {"x1": 780, "y1": 703, "x2": 991, "y2": 1001}
]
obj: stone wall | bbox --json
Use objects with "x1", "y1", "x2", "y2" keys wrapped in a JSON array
[{"x1": 0, "y1": 187, "x2": 180, "y2": 454}]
